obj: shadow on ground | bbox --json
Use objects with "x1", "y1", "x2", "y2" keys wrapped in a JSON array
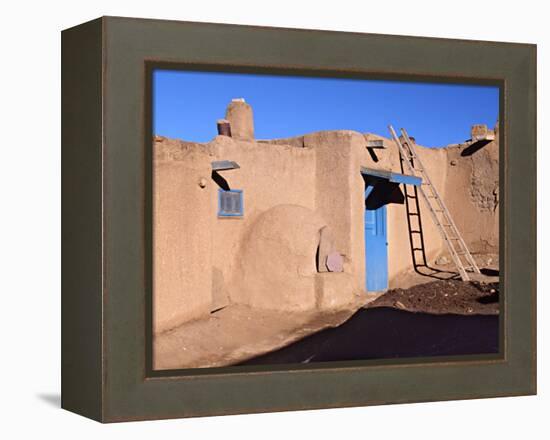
[
  {"x1": 414, "y1": 264, "x2": 459, "y2": 281},
  {"x1": 240, "y1": 307, "x2": 499, "y2": 366},
  {"x1": 481, "y1": 268, "x2": 499, "y2": 277},
  {"x1": 37, "y1": 393, "x2": 61, "y2": 408}
]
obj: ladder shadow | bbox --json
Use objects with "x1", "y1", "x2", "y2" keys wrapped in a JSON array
[
  {"x1": 413, "y1": 263, "x2": 460, "y2": 281},
  {"x1": 399, "y1": 150, "x2": 460, "y2": 282}
]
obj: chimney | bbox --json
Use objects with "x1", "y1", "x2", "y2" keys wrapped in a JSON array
[{"x1": 225, "y1": 98, "x2": 254, "y2": 141}]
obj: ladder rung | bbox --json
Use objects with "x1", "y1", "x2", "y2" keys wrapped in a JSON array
[{"x1": 392, "y1": 126, "x2": 480, "y2": 280}]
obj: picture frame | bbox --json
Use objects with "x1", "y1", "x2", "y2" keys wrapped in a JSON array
[{"x1": 61, "y1": 16, "x2": 536, "y2": 422}]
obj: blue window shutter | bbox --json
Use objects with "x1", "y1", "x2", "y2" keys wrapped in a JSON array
[{"x1": 218, "y1": 189, "x2": 243, "y2": 217}]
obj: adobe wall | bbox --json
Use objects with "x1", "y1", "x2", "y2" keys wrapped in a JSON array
[
  {"x1": 255, "y1": 130, "x2": 421, "y2": 299},
  {"x1": 353, "y1": 134, "x2": 449, "y2": 285},
  {"x1": 282, "y1": 131, "x2": 449, "y2": 287},
  {"x1": 207, "y1": 135, "x2": 317, "y2": 308},
  {"x1": 153, "y1": 134, "x2": 322, "y2": 332},
  {"x1": 303, "y1": 130, "x2": 367, "y2": 294},
  {"x1": 231, "y1": 204, "x2": 324, "y2": 311},
  {"x1": 386, "y1": 147, "x2": 449, "y2": 285},
  {"x1": 440, "y1": 134, "x2": 499, "y2": 255},
  {"x1": 222, "y1": 131, "x2": 368, "y2": 312},
  {"x1": 153, "y1": 138, "x2": 215, "y2": 334},
  {"x1": 153, "y1": 102, "x2": 498, "y2": 332}
]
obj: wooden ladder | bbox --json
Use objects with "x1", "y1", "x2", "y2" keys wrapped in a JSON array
[{"x1": 389, "y1": 126, "x2": 481, "y2": 281}]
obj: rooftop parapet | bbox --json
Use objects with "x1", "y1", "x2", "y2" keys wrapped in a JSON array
[{"x1": 471, "y1": 124, "x2": 496, "y2": 142}]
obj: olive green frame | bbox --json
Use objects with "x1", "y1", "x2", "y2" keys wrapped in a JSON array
[{"x1": 61, "y1": 16, "x2": 536, "y2": 422}]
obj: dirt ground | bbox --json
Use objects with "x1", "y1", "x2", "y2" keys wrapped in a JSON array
[
  {"x1": 154, "y1": 292, "x2": 376, "y2": 370},
  {"x1": 366, "y1": 279, "x2": 499, "y2": 315},
  {"x1": 154, "y1": 255, "x2": 499, "y2": 369}
]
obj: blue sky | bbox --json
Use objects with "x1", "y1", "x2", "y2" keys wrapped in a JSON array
[{"x1": 153, "y1": 69, "x2": 499, "y2": 148}]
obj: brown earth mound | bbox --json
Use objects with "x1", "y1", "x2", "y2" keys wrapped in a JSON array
[{"x1": 366, "y1": 280, "x2": 499, "y2": 315}]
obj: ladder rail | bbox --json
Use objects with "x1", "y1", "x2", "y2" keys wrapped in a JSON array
[
  {"x1": 388, "y1": 125, "x2": 479, "y2": 281},
  {"x1": 389, "y1": 127, "x2": 460, "y2": 255},
  {"x1": 400, "y1": 129, "x2": 480, "y2": 275},
  {"x1": 399, "y1": 131, "x2": 467, "y2": 253},
  {"x1": 416, "y1": 183, "x2": 470, "y2": 257},
  {"x1": 390, "y1": 126, "x2": 468, "y2": 280},
  {"x1": 416, "y1": 180, "x2": 469, "y2": 280}
]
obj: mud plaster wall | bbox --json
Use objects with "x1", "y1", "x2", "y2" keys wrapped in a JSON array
[
  {"x1": 441, "y1": 135, "x2": 499, "y2": 255},
  {"x1": 385, "y1": 144, "x2": 449, "y2": 285},
  {"x1": 318, "y1": 132, "x2": 447, "y2": 287},
  {"x1": 354, "y1": 132, "x2": 499, "y2": 283},
  {"x1": 153, "y1": 126, "x2": 498, "y2": 332},
  {"x1": 220, "y1": 132, "x2": 365, "y2": 312},
  {"x1": 304, "y1": 130, "x2": 366, "y2": 294},
  {"x1": 263, "y1": 131, "x2": 450, "y2": 288},
  {"x1": 232, "y1": 204, "x2": 325, "y2": 311},
  {"x1": 153, "y1": 139, "x2": 215, "y2": 334},
  {"x1": 208, "y1": 135, "x2": 317, "y2": 309}
]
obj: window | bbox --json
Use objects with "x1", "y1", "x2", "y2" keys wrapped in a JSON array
[{"x1": 218, "y1": 189, "x2": 244, "y2": 217}]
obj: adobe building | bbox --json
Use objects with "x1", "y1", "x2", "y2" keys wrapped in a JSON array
[{"x1": 153, "y1": 99, "x2": 499, "y2": 335}]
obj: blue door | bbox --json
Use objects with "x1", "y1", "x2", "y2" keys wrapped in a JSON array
[{"x1": 364, "y1": 186, "x2": 388, "y2": 291}]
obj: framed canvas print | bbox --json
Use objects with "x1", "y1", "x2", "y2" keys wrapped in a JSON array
[{"x1": 61, "y1": 16, "x2": 536, "y2": 422}]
